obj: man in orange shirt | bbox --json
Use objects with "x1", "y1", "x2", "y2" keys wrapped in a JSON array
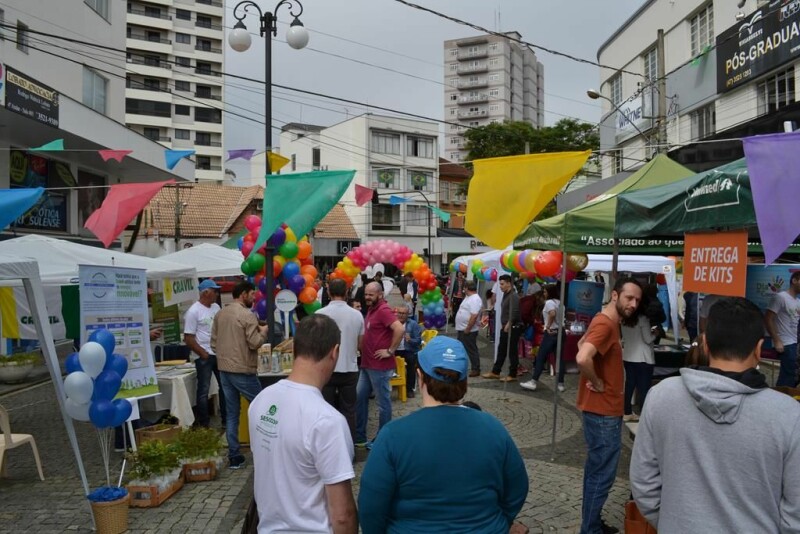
[{"x1": 576, "y1": 277, "x2": 642, "y2": 534}]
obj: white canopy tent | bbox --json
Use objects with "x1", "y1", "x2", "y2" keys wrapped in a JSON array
[{"x1": 160, "y1": 243, "x2": 244, "y2": 278}]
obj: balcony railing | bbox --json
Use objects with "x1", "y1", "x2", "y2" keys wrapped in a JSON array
[
  {"x1": 196, "y1": 0, "x2": 223, "y2": 6},
  {"x1": 458, "y1": 94, "x2": 488, "y2": 104},
  {"x1": 195, "y1": 140, "x2": 222, "y2": 147},
  {"x1": 126, "y1": 80, "x2": 171, "y2": 93},
  {"x1": 126, "y1": 57, "x2": 172, "y2": 70},
  {"x1": 126, "y1": 108, "x2": 171, "y2": 118},
  {"x1": 194, "y1": 68, "x2": 221, "y2": 77},
  {"x1": 127, "y1": 7, "x2": 171, "y2": 20},
  {"x1": 458, "y1": 63, "x2": 488, "y2": 74},
  {"x1": 195, "y1": 92, "x2": 222, "y2": 100},
  {"x1": 457, "y1": 48, "x2": 488, "y2": 60},
  {"x1": 195, "y1": 114, "x2": 222, "y2": 123},
  {"x1": 127, "y1": 33, "x2": 172, "y2": 45},
  {"x1": 195, "y1": 20, "x2": 223, "y2": 30},
  {"x1": 195, "y1": 45, "x2": 222, "y2": 54},
  {"x1": 145, "y1": 136, "x2": 172, "y2": 142},
  {"x1": 458, "y1": 78, "x2": 488, "y2": 88},
  {"x1": 457, "y1": 109, "x2": 488, "y2": 119},
  {"x1": 197, "y1": 165, "x2": 223, "y2": 171}
]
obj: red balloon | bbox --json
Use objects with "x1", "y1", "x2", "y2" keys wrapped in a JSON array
[
  {"x1": 534, "y1": 251, "x2": 563, "y2": 278},
  {"x1": 241, "y1": 241, "x2": 254, "y2": 258},
  {"x1": 656, "y1": 273, "x2": 667, "y2": 285},
  {"x1": 243, "y1": 232, "x2": 257, "y2": 243}
]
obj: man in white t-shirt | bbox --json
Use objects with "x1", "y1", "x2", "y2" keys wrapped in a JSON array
[
  {"x1": 765, "y1": 271, "x2": 800, "y2": 387},
  {"x1": 249, "y1": 314, "x2": 358, "y2": 534},
  {"x1": 317, "y1": 278, "x2": 364, "y2": 441},
  {"x1": 456, "y1": 280, "x2": 483, "y2": 377},
  {"x1": 184, "y1": 279, "x2": 224, "y2": 428}
]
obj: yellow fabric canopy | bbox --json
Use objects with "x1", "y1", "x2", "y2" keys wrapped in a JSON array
[{"x1": 465, "y1": 151, "x2": 591, "y2": 249}]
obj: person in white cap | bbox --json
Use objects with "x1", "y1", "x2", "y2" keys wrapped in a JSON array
[{"x1": 359, "y1": 336, "x2": 529, "y2": 534}]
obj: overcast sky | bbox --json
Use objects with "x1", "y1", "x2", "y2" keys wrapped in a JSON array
[{"x1": 223, "y1": 0, "x2": 646, "y2": 178}]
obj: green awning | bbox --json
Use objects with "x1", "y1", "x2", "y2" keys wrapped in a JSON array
[{"x1": 514, "y1": 155, "x2": 695, "y2": 253}]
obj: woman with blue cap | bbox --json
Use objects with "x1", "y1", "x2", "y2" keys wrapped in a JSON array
[{"x1": 358, "y1": 336, "x2": 529, "y2": 533}]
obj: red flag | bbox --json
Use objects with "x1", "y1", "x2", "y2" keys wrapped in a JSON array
[
  {"x1": 98, "y1": 149, "x2": 133, "y2": 162},
  {"x1": 85, "y1": 180, "x2": 174, "y2": 247},
  {"x1": 355, "y1": 184, "x2": 374, "y2": 207}
]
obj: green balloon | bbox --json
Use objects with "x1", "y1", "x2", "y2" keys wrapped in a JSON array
[
  {"x1": 304, "y1": 300, "x2": 322, "y2": 314},
  {"x1": 249, "y1": 253, "x2": 266, "y2": 272},
  {"x1": 279, "y1": 241, "x2": 299, "y2": 259},
  {"x1": 241, "y1": 259, "x2": 256, "y2": 276}
]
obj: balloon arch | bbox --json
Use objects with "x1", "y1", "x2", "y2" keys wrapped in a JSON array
[{"x1": 330, "y1": 239, "x2": 447, "y2": 329}]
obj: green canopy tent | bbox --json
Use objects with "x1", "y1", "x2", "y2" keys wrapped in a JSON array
[
  {"x1": 514, "y1": 155, "x2": 695, "y2": 254},
  {"x1": 614, "y1": 158, "x2": 800, "y2": 255}
]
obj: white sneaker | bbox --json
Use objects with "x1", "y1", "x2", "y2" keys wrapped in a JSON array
[
  {"x1": 520, "y1": 380, "x2": 537, "y2": 391},
  {"x1": 557, "y1": 383, "x2": 566, "y2": 393}
]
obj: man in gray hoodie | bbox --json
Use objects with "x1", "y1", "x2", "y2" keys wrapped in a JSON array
[{"x1": 630, "y1": 297, "x2": 800, "y2": 533}]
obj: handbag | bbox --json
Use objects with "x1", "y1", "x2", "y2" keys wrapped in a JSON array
[{"x1": 624, "y1": 500, "x2": 657, "y2": 534}]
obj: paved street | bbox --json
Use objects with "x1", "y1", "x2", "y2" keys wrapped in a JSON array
[{"x1": 0, "y1": 331, "x2": 633, "y2": 533}]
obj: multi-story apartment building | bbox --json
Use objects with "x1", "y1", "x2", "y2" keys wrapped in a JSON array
[
  {"x1": 0, "y1": 0, "x2": 192, "y2": 244},
  {"x1": 279, "y1": 114, "x2": 443, "y2": 271},
  {"x1": 125, "y1": 0, "x2": 224, "y2": 182},
  {"x1": 443, "y1": 32, "x2": 545, "y2": 162},
  {"x1": 597, "y1": 0, "x2": 798, "y2": 178}
]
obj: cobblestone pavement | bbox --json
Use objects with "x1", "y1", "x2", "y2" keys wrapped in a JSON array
[{"x1": 0, "y1": 331, "x2": 634, "y2": 533}]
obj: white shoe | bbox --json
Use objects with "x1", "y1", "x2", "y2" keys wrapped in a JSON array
[
  {"x1": 520, "y1": 379, "x2": 537, "y2": 391},
  {"x1": 557, "y1": 383, "x2": 566, "y2": 393}
]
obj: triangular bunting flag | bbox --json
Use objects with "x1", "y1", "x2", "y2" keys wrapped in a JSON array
[
  {"x1": 30, "y1": 139, "x2": 64, "y2": 151},
  {"x1": 267, "y1": 151, "x2": 290, "y2": 174},
  {"x1": 429, "y1": 205, "x2": 451, "y2": 223},
  {"x1": 0, "y1": 188, "x2": 44, "y2": 230},
  {"x1": 227, "y1": 149, "x2": 256, "y2": 162},
  {"x1": 98, "y1": 150, "x2": 133, "y2": 163},
  {"x1": 165, "y1": 149, "x2": 195, "y2": 170},
  {"x1": 355, "y1": 184, "x2": 374, "y2": 207},
  {"x1": 389, "y1": 195, "x2": 410, "y2": 205}
]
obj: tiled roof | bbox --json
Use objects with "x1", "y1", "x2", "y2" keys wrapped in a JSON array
[
  {"x1": 439, "y1": 157, "x2": 471, "y2": 179},
  {"x1": 143, "y1": 184, "x2": 262, "y2": 238},
  {"x1": 313, "y1": 204, "x2": 359, "y2": 240}
]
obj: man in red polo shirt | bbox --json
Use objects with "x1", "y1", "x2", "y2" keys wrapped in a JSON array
[{"x1": 355, "y1": 281, "x2": 405, "y2": 449}]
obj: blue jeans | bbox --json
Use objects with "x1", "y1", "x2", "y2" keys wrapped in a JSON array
[
  {"x1": 580, "y1": 412, "x2": 622, "y2": 534},
  {"x1": 776, "y1": 343, "x2": 798, "y2": 387},
  {"x1": 355, "y1": 368, "x2": 393, "y2": 443},
  {"x1": 532, "y1": 331, "x2": 566, "y2": 383},
  {"x1": 195, "y1": 355, "x2": 226, "y2": 427},
  {"x1": 220, "y1": 371, "x2": 262, "y2": 459}
]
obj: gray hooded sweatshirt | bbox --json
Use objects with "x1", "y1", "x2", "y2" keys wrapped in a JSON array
[{"x1": 630, "y1": 367, "x2": 800, "y2": 533}]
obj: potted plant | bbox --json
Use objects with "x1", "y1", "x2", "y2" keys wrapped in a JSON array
[
  {"x1": 125, "y1": 439, "x2": 185, "y2": 507},
  {"x1": 177, "y1": 427, "x2": 225, "y2": 482},
  {"x1": 0, "y1": 351, "x2": 40, "y2": 384},
  {"x1": 135, "y1": 414, "x2": 181, "y2": 445}
]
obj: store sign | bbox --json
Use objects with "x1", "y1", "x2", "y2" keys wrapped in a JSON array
[
  {"x1": 5, "y1": 67, "x2": 59, "y2": 127},
  {"x1": 15, "y1": 192, "x2": 67, "y2": 231},
  {"x1": 162, "y1": 277, "x2": 198, "y2": 307},
  {"x1": 615, "y1": 89, "x2": 653, "y2": 141},
  {"x1": 337, "y1": 240, "x2": 360, "y2": 254},
  {"x1": 716, "y1": 1, "x2": 800, "y2": 93},
  {"x1": 683, "y1": 230, "x2": 748, "y2": 297}
]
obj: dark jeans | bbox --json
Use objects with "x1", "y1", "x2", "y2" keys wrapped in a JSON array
[
  {"x1": 195, "y1": 354, "x2": 226, "y2": 427},
  {"x1": 532, "y1": 331, "x2": 566, "y2": 383},
  {"x1": 219, "y1": 371, "x2": 262, "y2": 460},
  {"x1": 450, "y1": 297, "x2": 464, "y2": 324},
  {"x1": 580, "y1": 412, "x2": 622, "y2": 534},
  {"x1": 458, "y1": 330, "x2": 480, "y2": 372},
  {"x1": 623, "y1": 361, "x2": 654, "y2": 415},
  {"x1": 322, "y1": 371, "x2": 359, "y2": 441},
  {"x1": 491, "y1": 324, "x2": 522, "y2": 377},
  {"x1": 396, "y1": 350, "x2": 417, "y2": 393},
  {"x1": 776, "y1": 343, "x2": 798, "y2": 387},
  {"x1": 355, "y1": 368, "x2": 393, "y2": 443}
]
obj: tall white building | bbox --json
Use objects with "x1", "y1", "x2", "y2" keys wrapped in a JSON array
[
  {"x1": 0, "y1": 0, "x2": 192, "y2": 244},
  {"x1": 125, "y1": 0, "x2": 225, "y2": 182},
  {"x1": 443, "y1": 32, "x2": 545, "y2": 162}
]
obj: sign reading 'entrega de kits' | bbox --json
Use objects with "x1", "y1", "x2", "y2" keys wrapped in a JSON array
[
  {"x1": 683, "y1": 231, "x2": 748, "y2": 297},
  {"x1": 717, "y1": 0, "x2": 800, "y2": 93}
]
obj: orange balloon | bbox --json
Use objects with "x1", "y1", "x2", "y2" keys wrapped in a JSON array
[
  {"x1": 299, "y1": 287, "x2": 317, "y2": 304},
  {"x1": 300, "y1": 265, "x2": 318, "y2": 279},
  {"x1": 302, "y1": 274, "x2": 315, "y2": 287},
  {"x1": 297, "y1": 241, "x2": 313, "y2": 260}
]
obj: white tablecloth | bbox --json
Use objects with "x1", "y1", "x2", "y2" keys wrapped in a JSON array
[{"x1": 138, "y1": 365, "x2": 219, "y2": 427}]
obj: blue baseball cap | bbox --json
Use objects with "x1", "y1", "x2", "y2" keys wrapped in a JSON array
[
  {"x1": 198, "y1": 279, "x2": 221, "y2": 291},
  {"x1": 418, "y1": 336, "x2": 468, "y2": 382}
]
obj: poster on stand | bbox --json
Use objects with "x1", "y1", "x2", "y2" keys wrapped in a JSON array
[
  {"x1": 79, "y1": 265, "x2": 158, "y2": 399},
  {"x1": 566, "y1": 280, "x2": 605, "y2": 322},
  {"x1": 744, "y1": 264, "x2": 800, "y2": 312}
]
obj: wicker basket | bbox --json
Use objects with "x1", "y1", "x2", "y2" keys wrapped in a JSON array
[
  {"x1": 135, "y1": 423, "x2": 181, "y2": 445},
  {"x1": 90, "y1": 494, "x2": 130, "y2": 534}
]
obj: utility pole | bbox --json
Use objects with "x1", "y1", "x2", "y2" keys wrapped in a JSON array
[
  {"x1": 656, "y1": 29, "x2": 667, "y2": 154},
  {"x1": 174, "y1": 183, "x2": 182, "y2": 250}
]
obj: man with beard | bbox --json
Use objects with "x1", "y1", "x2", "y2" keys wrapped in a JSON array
[
  {"x1": 212, "y1": 280, "x2": 268, "y2": 469},
  {"x1": 576, "y1": 277, "x2": 642, "y2": 534}
]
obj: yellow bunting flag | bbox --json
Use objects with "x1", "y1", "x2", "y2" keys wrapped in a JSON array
[{"x1": 267, "y1": 151, "x2": 291, "y2": 174}]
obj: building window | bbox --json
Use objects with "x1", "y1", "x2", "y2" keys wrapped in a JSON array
[
  {"x1": 449, "y1": 77, "x2": 459, "y2": 87},
  {"x1": 195, "y1": 132, "x2": 211, "y2": 145},
  {"x1": 370, "y1": 131, "x2": 401, "y2": 154},
  {"x1": 175, "y1": 129, "x2": 190, "y2": 140},
  {"x1": 82, "y1": 67, "x2": 107, "y2": 114},
  {"x1": 143, "y1": 127, "x2": 160, "y2": 141},
  {"x1": 126, "y1": 98, "x2": 171, "y2": 117},
  {"x1": 312, "y1": 147, "x2": 321, "y2": 169},
  {"x1": 371, "y1": 204, "x2": 400, "y2": 231},
  {"x1": 196, "y1": 15, "x2": 213, "y2": 29},
  {"x1": 373, "y1": 168, "x2": 400, "y2": 189},
  {"x1": 449, "y1": 48, "x2": 458, "y2": 56},
  {"x1": 440, "y1": 180, "x2": 451, "y2": 201},
  {"x1": 174, "y1": 80, "x2": 190, "y2": 92},
  {"x1": 84, "y1": 0, "x2": 109, "y2": 20},
  {"x1": 176, "y1": 9, "x2": 191, "y2": 20},
  {"x1": 195, "y1": 62, "x2": 213, "y2": 75},
  {"x1": 450, "y1": 124, "x2": 458, "y2": 130},
  {"x1": 489, "y1": 43, "x2": 498, "y2": 51},
  {"x1": 489, "y1": 74, "x2": 499, "y2": 82},
  {"x1": 175, "y1": 104, "x2": 190, "y2": 116},
  {"x1": 407, "y1": 136, "x2": 434, "y2": 159},
  {"x1": 489, "y1": 104, "x2": 499, "y2": 111},
  {"x1": 690, "y1": 4, "x2": 714, "y2": 57},
  {"x1": 489, "y1": 88, "x2": 499, "y2": 97},
  {"x1": 689, "y1": 104, "x2": 715, "y2": 140},
  {"x1": 757, "y1": 67, "x2": 795, "y2": 115},
  {"x1": 0, "y1": 9, "x2": 5, "y2": 40},
  {"x1": 449, "y1": 94, "x2": 457, "y2": 101},
  {"x1": 449, "y1": 63, "x2": 458, "y2": 71},
  {"x1": 450, "y1": 108, "x2": 457, "y2": 116},
  {"x1": 196, "y1": 156, "x2": 211, "y2": 170},
  {"x1": 291, "y1": 154, "x2": 296, "y2": 171},
  {"x1": 195, "y1": 107, "x2": 222, "y2": 123},
  {"x1": 643, "y1": 47, "x2": 657, "y2": 82},
  {"x1": 175, "y1": 56, "x2": 190, "y2": 67},
  {"x1": 450, "y1": 137, "x2": 461, "y2": 145},
  {"x1": 406, "y1": 205, "x2": 428, "y2": 227},
  {"x1": 612, "y1": 151, "x2": 623, "y2": 174},
  {"x1": 16, "y1": 21, "x2": 29, "y2": 53},
  {"x1": 176, "y1": 33, "x2": 191, "y2": 44},
  {"x1": 608, "y1": 73, "x2": 622, "y2": 105},
  {"x1": 449, "y1": 152, "x2": 460, "y2": 160},
  {"x1": 408, "y1": 170, "x2": 433, "y2": 192},
  {"x1": 489, "y1": 58, "x2": 499, "y2": 67}
]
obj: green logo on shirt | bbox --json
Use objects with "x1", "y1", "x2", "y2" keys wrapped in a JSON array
[{"x1": 269, "y1": 404, "x2": 277, "y2": 415}]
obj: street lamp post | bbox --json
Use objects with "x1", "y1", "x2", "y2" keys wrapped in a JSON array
[
  {"x1": 587, "y1": 88, "x2": 650, "y2": 141},
  {"x1": 229, "y1": 1, "x2": 308, "y2": 343}
]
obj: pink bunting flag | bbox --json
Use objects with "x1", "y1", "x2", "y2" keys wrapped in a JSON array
[
  {"x1": 98, "y1": 150, "x2": 133, "y2": 163},
  {"x1": 355, "y1": 184, "x2": 374, "y2": 207}
]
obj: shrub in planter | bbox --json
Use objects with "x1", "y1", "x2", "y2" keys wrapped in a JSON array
[
  {"x1": 0, "y1": 351, "x2": 40, "y2": 383},
  {"x1": 177, "y1": 427, "x2": 225, "y2": 481},
  {"x1": 126, "y1": 439, "x2": 184, "y2": 506}
]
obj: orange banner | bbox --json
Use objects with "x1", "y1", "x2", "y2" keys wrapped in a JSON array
[{"x1": 683, "y1": 230, "x2": 748, "y2": 297}]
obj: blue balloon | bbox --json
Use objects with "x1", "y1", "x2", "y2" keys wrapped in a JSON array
[
  {"x1": 237, "y1": 237, "x2": 244, "y2": 250},
  {"x1": 255, "y1": 298, "x2": 268, "y2": 320},
  {"x1": 89, "y1": 329, "x2": 117, "y2": 362},
  {"x1": 282, "y1": 261, "x2": 300, "y2": 279},
  {"x1": 110, "y1": 399, "x2": 133, "y2": 427},
  {"x1": 89, "y1": 400, "x2": 116, "y2": 428},
  {"x1": 92, "y1": 370, "x2": 122, "y2": 402},
  {"x1": 65, "y1": 352, "x2": 82, "y2": 374},
  {"x1": 289, "y1": 274, "x2": 306, "y2": 294},
  {"x1": 108, "y1": 354, "x2": 128, "y2": 379},
  {"x1": 268, "y1": 227, "x2": 286, "y2": 247}
]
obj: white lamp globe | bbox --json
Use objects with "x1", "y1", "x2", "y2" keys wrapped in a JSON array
[
  {"x1": 229, "y1": 23, "x2": 252, "y2": 52},
  {"x1": 286, "y1": 19, "x2": 309, "y2": 50}
]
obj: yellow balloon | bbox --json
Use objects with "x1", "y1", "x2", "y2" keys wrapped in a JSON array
[
  {"x1": 275, "y1": 255, "x2": 286, "y2": 267},
  {"x1": 566, "y1": 253, "x2": 589, "y2": 273},
  {"x1": 300, "y1": 235, "x2": 308, "y2": 242},
  {"x1": 343, "y1": 257, "x2": 354, "y2": 267},
  {"x1": 523, "y1": 250, "x2": 540, "y2": 273},
  {"x1": 284, "y1": 227, "x2": 297, "y2": 243},
  {"x1": 403, "y1": 260, "x2": 415, "y2": 273},
  {"x1": 337, "y1": 261, "x2": 345, "y2": 270}
]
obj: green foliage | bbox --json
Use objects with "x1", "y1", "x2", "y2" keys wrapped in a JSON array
[
  {"x1": 464, "y1": 119, "x2": 600, "y2": 162},
  {"x1": 126, "y1": 439, "x2": 182, "y2": 481},
  {"x1": 0, "y1": 352, "x2": 40, "y2": 366},
  {"x1": 176, "y1": 427, "x2": 224, "y2": 461}
]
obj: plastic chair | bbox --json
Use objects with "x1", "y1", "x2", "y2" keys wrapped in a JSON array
[
  {"x1": 389, "y1": 356, "x2": 407, "y2": 403},
  {"x1": 0, "y1": 404, "x2": 44, "y2": 481},
  {"x1": 421, "y1": 329, "x2": 438, "y2": 347}
]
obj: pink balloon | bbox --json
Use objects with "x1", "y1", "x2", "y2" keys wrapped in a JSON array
[
  {"x1": 241, "y1": 241, "x2": 254, "y2": 258},
  {"x1": 244, "y1": 215, "x2": 262, "y2": 232}
]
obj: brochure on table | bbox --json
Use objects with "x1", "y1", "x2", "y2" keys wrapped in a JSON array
[{"x1": 79, "y1": 265, "x2": 159, "y2": 399}]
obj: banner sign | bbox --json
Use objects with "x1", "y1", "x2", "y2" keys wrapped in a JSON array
[
  {"x1": 150, "y1": 292, "x2": 181, "y2": 344},
  {"x1": 162, "y1": 276, "x2": 198, "y2": 307},
  {"x1": 716, "y1": 1, "x2": 800, "y2": 93},
  {"x1": 745, "y1": 263, "x2": 800, "y2": 311},
  {"x1": 615, "y1": 89, "x2": 654, "y2": 142},
  {"x1": 566, "y1": 280, "x2": 605, "y2": 320},
  {"x1": 683, "y1": 230, "x2": 748, "y2": 296},
  {"x1": 5, "y1": 67, "x2": 59, "y2": 127},
  {"x1": 79, "y1": 265, "x2": 158, "y2": 399}
]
